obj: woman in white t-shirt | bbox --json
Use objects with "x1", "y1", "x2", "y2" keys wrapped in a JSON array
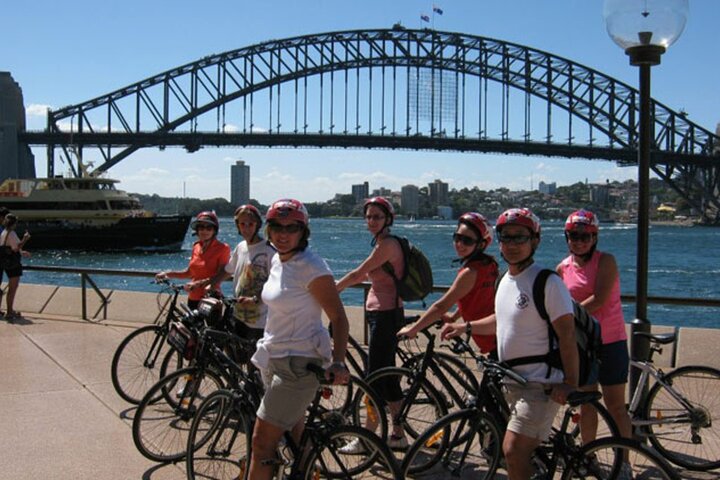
[
  {"x1": 247, "y1": 198, "x2": 349, "y2": 480},
  {"x1": 0, "y1": 214, "x2": 31, "y2": 321}
]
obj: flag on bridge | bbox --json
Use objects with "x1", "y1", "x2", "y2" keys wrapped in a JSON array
[
  {"x1": 433, "y1": 5, "x2": 444, "y2": 15},
  {"x1": 420, "y1": 14, "x2": 430, "y2": 22}
]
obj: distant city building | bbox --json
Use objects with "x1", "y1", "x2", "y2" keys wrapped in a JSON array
[
  {"x1": 590, "y1": 183, "x2": 611, "y2": 207},
  {"x1": 371, "y1": 187, "x2": 392, "y2": 197},
  {"x1": 428, "y1": 179, "x2": 449, "y2": 206},
  {"x1": 401, "y1": 185, "x2": 420, "y2": 216},
  {"x1": 436, "y1": 205, "x2": 453, "y2": 219},
  {"x1": 351, "y1": 182, "x2": 369, "y2": 204},
  {"x1": 538, "y1": 181, "x2": 557, "y2": 195},
  {"x1": 230, "y1": 160, "x2": 250, "y2": 205}
]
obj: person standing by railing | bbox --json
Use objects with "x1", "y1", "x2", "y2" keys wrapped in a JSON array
[
  {"x1": 335, "y1": 196, "x2": 408, "y2": 449},
  {"x1": 209, "y1": 204, "x2": 274, "y2": 345},
  {"x1": 155, "y1": 211, "x2": 230, "y2": 309},
  {"x1": 398, "y1": 212, "x2": 498, "y2": 357},
  {"x1": 0, "y1": 213, "x2": 31, "y2": 321},
  {"x1": 557, "y1": 209, "x2": 632, "y2": 443}
]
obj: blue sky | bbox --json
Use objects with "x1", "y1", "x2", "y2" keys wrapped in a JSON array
[{"x1": 3, "y1": 1, "x2": 717, "y2": 204}]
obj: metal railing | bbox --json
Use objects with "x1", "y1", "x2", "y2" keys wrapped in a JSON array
[{"x1": 23, "y1": 264, "x2": 720, "y2": 323}]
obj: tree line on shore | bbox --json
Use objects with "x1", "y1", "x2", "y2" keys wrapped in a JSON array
[{"x1": 135, "y1": 178, "x2": 685, "y2": 222}]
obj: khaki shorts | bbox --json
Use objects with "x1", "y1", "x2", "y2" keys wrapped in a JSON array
[
  {"x1": 257, "y1": 356, "x2": 321, "y2": 431},
  {"x1": 504, "y1": 383, "x2": 560, "y2": 441}
]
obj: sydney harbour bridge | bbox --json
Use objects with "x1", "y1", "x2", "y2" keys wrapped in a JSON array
[{"x1": 9, "y1": 27, "x2": 720, "y2": 221}]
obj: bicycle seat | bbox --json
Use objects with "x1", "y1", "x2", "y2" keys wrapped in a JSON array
[
  {"x1": 566, "y1": 390, "x2": 602, "y2": 407},
  {"x1": 633, "y1": 331, "x2": 676, "y2": 345}
]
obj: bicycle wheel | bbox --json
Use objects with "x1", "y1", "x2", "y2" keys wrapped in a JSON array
[
  {"x1": 402, "y1": 351, "x2": 481, "y2": 410},
  {"x1": 111, "y1": 324, "x2": 174, "y2": 404},
  {"x1": 552, "y1": 397, "x2": 620, "y2": 446},
  {"x1": 132, "y1": 366, "x2": 224, "y2": 462},
  {"x1": 643, "y1": 365, "x2": 720, "y2": 471},
  {"x1": 186, "y1": 389, "x2": 252, "y2": 480},
  {"x1": 561, "y1": 437, "x2": 680, "y2": 479},
  {"x1": 402, "y1": 408, "x2": 502, "y2": 478},
  {"x1": 317, "y1": 375, "x2": 389, "y2": 442},
  {"x1": 366, "y1": 367, "x2": 448, "y2": 441},
  {"x1": 301, "y1": 425, "x2": 401, "y2": 479}
]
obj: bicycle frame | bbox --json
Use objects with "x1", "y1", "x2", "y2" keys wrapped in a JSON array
[{"x1": 628, "y1": 359, "x2": 696, "y2": 429}]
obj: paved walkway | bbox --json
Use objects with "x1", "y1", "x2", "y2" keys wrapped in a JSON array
[{"x1": 1, "y1": 308, "x2": 718, "y2": 479}]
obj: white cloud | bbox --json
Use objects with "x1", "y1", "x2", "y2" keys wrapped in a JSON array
[{"x1": 26, "y1": 104, "x2": 52, "y2": 117}]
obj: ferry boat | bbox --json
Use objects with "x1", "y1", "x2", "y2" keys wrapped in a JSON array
[{"x1": 0, "y1": 177, "x2": 190, "y2": 250}]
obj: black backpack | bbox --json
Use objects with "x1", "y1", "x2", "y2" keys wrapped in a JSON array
[
  {"x1": 382, "y1": 235, "x2": 434, "y2": 305},
  {"x1": 502, "y1": 269, "x2": 602, "y2": 386}
]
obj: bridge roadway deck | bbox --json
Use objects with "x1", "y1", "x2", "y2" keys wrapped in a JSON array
[{"x1": 1, "y1": 284, "x2": 718, "y2": 479}]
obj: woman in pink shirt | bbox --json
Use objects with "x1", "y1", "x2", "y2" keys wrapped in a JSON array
[
  {"x1": 336, "y1": 196, "x2": 407, "y2": 448},
  {"x1": 556, "y1": 209, "x2": 632, "y2": 443}
]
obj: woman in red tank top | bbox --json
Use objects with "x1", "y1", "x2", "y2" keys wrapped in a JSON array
[{"x1": 398, "y1": 212, "x2": 498, "y2": 355}]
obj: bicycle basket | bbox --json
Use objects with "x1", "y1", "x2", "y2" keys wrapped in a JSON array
[{"x1": 167, "y1": 320, "x2": 198, "y2": 360}]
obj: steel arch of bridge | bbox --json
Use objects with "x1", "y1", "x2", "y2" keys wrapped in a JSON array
[{"x1": 33, "y1": 28, "x2": 720, "y2": 218}]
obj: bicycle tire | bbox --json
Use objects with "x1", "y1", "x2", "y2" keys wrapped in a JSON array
[
  {"x1": 317, "y1": 375, "x2": 389, "y2": 442},
  {"x1": 552, "y1": 397, "x2": 620, "y2": 447},
  {"x1": 402, "y1": 351, "x2": 481, "y2": 410},
  {"x1": 365, "y1": 366, "x2": 448, "y2": 441},
  {"x1": 110, "y1": 324, "x2": 173, "y2": 404},
  {"x1": 186, "y1": 389, "x2": 252, "y2": 480},
  {"x1": 561, "y1": 436, "x2": 681, "y2": 480},
  {"x1": 643, "y1": 365, "x2": 720, "y2": 471},
  {"x1": 132, "y1": 366, "x2": 224, "y2": 462},
  {"x1": 402, "y1": 407, "x2": 502, "y2": 478},
  {"x1": 301, "y1": 425, "x2": 402, "y2": 479}
]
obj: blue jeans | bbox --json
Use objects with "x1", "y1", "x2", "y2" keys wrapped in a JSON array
[{"x1": 366, "y1": 307, "x2": 404, "y2": 402}]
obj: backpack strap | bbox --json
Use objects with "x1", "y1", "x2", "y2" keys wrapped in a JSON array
[
  {"x1": 380, "y1": 234, "x2": 404, "y2": 308},
  {"x1": 502, "y1": 269, "x2": 556, "y2": 379}
]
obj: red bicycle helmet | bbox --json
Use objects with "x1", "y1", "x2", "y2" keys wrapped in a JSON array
[
  {"x1": 495, "y1": 208, "x2": 541, "y2": 236},
  {"x1": 565, "y1": 209, "x2": 599, "y2": 234},
  {"x1": 363, "y1": 197, "x2": 395, "y2": 226},
  {"x1": 458, "y1": 212, "x2": 493, "y2": 246},
  {"x1": 234, "y1": 204, "x2": 262, "y2": 224},
  {"x1": 266, "y1": 198, "x2": 309, "y2": 225},
  {"x1": 191, "y1": 211, "x2": 220, "y2": 231}
]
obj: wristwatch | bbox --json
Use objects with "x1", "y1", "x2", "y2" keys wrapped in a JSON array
[
  {"x1": 251, "y1": 295, "x2": 259, "y2": 304},
  {"x1": 331, "y1": 361, "x2": 347, "y2": 369},
  {"x1": 465, "y1": 322, "x2": 472, "y2": 335}
]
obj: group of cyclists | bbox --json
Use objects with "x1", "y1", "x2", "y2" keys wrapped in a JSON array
[{"x1": 159, "y1": 198, "x2": 629, "y2": 480}]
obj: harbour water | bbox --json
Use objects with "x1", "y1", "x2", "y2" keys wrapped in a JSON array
[{"x1": 22, "y1": 217, "x2": 720, "y2": 329}]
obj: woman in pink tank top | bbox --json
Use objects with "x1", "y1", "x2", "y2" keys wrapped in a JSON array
[
  {"x1": 556, "y1": 209, "x2": 632, "y2": 443},
  {"x1": 336, "y1": 196, "x2": 407, "y2": 449}
]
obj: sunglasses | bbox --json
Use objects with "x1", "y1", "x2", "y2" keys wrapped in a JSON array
[
  {"x1": 568, "y1": 232, "x2": 594, "y2": 242},
  {"x1": 195, "y1": 224, "x2": 214, "y2": 231},
  {"x1": 498, "y1": 234, "x2": 531, "y2": 245},
  {"x1": 452, "y1": 233, "x2": 478, "y2": 247},
  {"x1": 365, "y1": 214, "x2": 386, "y2": 221},
  {"x1": 268, "y1": 222, "x2": 304, "y2": 234}
]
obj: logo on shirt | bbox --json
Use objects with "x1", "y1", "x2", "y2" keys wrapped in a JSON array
[{"x1": 516, "y1": 292, "x2": 530, "y2": 310}]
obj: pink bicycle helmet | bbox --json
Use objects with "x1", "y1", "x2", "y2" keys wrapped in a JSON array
[
  {"x1": 495, "y1": 208, "x2": 541, "y2": 236},
  {"x1": 363, "y1": 197, "x2": 395, "y2": 226},
  {"x1": 564, "y1": 209, "x2": 599, "y2": 234},
  {"x1": 190, "y1": 211, "x2": 220, "y2": 231},
  {"x1": 266, "y1": 198, "x2": 309, "y2": 225},
  {"x1": 458, "y1": 212, "x2": 493, "y2": 246}
]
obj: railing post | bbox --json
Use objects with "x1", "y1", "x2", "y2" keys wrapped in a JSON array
[{"x1": 80, "y1": 273, "x2": 88, "y2": 320}]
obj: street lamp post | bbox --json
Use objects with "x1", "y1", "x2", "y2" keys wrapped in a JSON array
[{"x1": 603, "y1": 0, "x2": 688, "y2": 398}]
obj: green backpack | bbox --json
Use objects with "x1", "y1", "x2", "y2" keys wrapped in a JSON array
[{"x1": 382, "y1": 235, "x2": 434, "y2": 305}]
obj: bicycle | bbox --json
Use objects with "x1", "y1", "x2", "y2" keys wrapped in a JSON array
[
  {"x1": 187, "y1": 363, "x2": 401, "y2": 480},
  {"x1": 628, "y1": 330, "x2": 720, "y2": 471},
  {"x1": 132, "y1": 320, "x2": 257, "y2": 463},
  {"x1": 111, "y1": 278, "x2": 191, "y2": 404},
  {"x1": 402, "y1": 342, "x2": 678, "y2": 479}
]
